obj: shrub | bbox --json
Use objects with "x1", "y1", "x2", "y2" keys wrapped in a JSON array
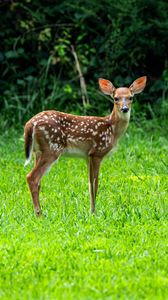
[{"x1": 0, "y1": 0, "x2": 168, "y2": 126}]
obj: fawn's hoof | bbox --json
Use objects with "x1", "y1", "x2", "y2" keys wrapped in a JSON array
[{"x1": 35, "y1": 209, "x2": 42, "y2": 217}]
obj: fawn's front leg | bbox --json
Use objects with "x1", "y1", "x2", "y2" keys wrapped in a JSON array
[{"x1": 88, "y1": 156, "x2": 102, "y2": 214}]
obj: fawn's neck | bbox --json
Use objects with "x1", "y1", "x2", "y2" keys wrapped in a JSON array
[{"x1": 109, "y1": 108, "x2": 131, "y2": 141}]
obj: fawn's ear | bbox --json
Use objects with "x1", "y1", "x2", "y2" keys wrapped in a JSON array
[
  {"x1": 99, "y1": 78, "x2": 116, "y2": 95},
  {"x1": 129, "y1": 76, "x2": 147, "y2": 95}
]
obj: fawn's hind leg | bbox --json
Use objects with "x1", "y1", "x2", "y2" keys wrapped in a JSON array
[{"x1": 26, "y1": 152, "x2": 59, "y2": 216}]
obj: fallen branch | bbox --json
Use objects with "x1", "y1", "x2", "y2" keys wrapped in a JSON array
[{"x1": 71, "y1": 45, "x2": 89, "y2": 107}]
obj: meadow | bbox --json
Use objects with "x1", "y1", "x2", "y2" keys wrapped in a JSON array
[{"x1": 0, "y1": 120, "x2": 168, "y2": 300}]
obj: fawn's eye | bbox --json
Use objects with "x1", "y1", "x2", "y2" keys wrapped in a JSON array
[
  {"x1": 129, "y1": 96, "x2": 133, "y2": 101},
  {"x1": 114, "y1": 97, "x2": 119, "y2": 102}
]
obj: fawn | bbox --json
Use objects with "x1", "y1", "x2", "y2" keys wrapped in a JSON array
[{"x1": 24, "y1": 76, "x2": 147, "y2": 216}]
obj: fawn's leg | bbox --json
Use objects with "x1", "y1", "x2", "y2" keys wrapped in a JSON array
[
  {"x1": 34, "y1": 151, "x2": 41, "y2": 194},
  {"x1": 88, "y1": 156, "x2": 102, "y2": 214},
  {"x1": 26, "y1": 153, "x2": 59, "y2": 216}
]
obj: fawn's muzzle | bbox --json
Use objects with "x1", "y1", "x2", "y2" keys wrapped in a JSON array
[{"x1": 121, "y1": 106, "x2": 129, "y2": 113}]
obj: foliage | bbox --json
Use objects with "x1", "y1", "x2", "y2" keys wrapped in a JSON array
[
  {"x1": 0, "y1": 121, "x2": 168, "y2": 299},
  {"x1": 0, "y1": 0, "x2": 168, "y2": 126}
]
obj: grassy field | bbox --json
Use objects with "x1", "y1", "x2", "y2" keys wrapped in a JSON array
[{"x1": 0, "y1": 121, "x2": 168, "y2": 300}]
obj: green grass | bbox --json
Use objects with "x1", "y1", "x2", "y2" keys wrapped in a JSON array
[{"x1": 0, "y1": 121, "x2": 168, "y2": 300}]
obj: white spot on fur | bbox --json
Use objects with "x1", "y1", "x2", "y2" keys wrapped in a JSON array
[
  {"x1": 39, "y1": 126, "x2": 45, "y2": 131},
  {"x1": 92, "y1": 131, "x2": 97, "y2": 136}
]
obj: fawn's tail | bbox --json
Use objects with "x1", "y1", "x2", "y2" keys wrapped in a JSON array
[{"x1": 24, "y1": 124, "x2": 34, "y2": 166}]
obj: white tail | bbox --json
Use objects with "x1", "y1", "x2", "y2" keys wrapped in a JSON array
[{"x1": 24, "y1": 76, "x2": 147, "y2": 216}]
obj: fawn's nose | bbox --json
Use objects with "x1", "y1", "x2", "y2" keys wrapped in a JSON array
[{"x1": 121, "y1": 106, "x2": 129, "y2": 113}]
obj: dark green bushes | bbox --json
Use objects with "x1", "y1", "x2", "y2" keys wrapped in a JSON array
[{"x1": 0, "y1": 0, "x2": 168, "y2": 126}]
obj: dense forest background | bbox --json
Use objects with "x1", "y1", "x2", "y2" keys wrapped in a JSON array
[{"x1": 0, "y1": 0, "x2": 168, "y2": 127}]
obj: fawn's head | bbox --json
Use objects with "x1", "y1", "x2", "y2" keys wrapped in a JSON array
[{"x1": 99, "y1": 76, "x2": 147, "y2": 116}]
